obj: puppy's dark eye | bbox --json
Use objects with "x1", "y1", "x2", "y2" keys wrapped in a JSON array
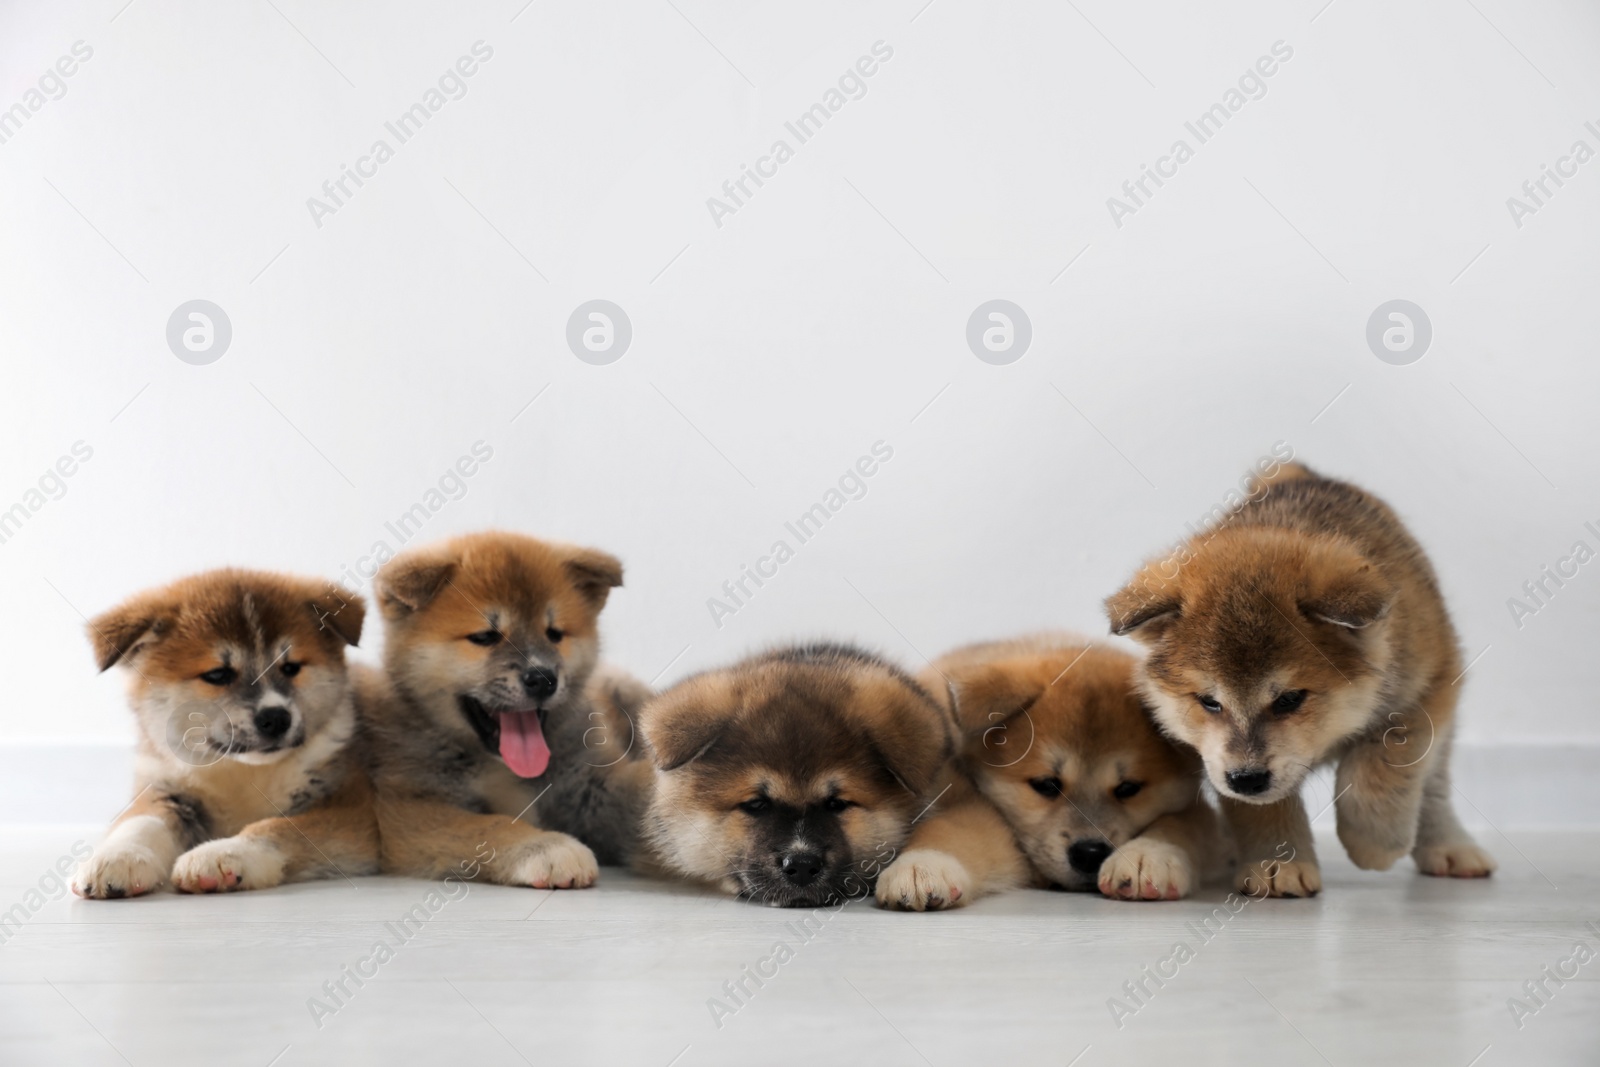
[
  {"x1": 822, "y1": 797, "x2": 853, "y2": 814},
  {"x1": 199, "y1": 667, "x2": 237, "y2": 686},
  {"x1": 545, "y1": 627, "x2": 564, "y2": 643},
  {"x1": 1029, "y1": 776, "x2": 1063, "y2": 798},
  {"x1": 1196, "y1": 695, "x2": 1222, "y2": 714},
  {"x1": 466, "y1": 630, "x2": 502, "y2": 647},
  {"x1": 280, "y1": 662, "x2": 301, "y2": 678},
  {"x1": 1113, "y1": 780, "x2": 1143, "y2": 800},
  {"x1": 738, "y1": 797, "x2": 772, "y2": 815},
  {"x1": 1272, "y1": 690, "x2": 1307, "y2": 714}
]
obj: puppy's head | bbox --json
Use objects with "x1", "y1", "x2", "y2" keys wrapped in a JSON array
[
  {"x1": 1106, "y1": 526, "x2": 1394, "y2": 804},
  {"x1": 943, "y1": 638, "x2": 1200, "y2": 890},
  {"x1": 374, "y1": 531, "x2": 622, "y2": 779},
  {"x1": 640, "y1": 644, "x2": 951, "y2": 908},
  {"x1": 89, "y1": 570, "x2": 364, "y2": 766}
]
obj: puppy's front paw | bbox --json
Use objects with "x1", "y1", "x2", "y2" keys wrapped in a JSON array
[
  {"x1": 73, "y1": 845, "x2": 167, "y2": 899},
  {"x1": 1413, "y1": 840, "x2": 1496, "y2": 878},
  {"x1": 1236, "y1": 856, "x2": 1321, "y2": 898},
  {"x1": 507, "y1": 835, "x2": 598, "y2": 889},
  {"x1": 172, "y1": 837, "x2": 285, "y2": 893},
  {"x1": 875, "y1": 849, "x2": 971, "y2": 911},
  {"x1": 1098, "y1": 839, "x2": 1194, "y2": 901}
]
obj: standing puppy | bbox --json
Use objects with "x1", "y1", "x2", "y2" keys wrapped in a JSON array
[
  {"x1": 1105, "y1": 463, "x2": 1495, "y2": 897},
  {"x1": 74, "y1": 570, "x2": 374, "y2": 898},
  {"x1": 362, "y1": 531, "x2": 648, "y2": 888}
]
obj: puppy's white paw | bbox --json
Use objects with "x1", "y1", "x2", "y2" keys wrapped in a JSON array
[
  {"x1": 172, "y1": 837, "x2": 286, "y2": 893},
  {"x1": 1236, "y1": 856, "x2": 1321, "y2": 898},
  {"x1": 1414, "y1": 840, "x2": 1496, "y2": 878},
  {"x1": 73, "y1": 845, "x2": 167, "y2": 899},
  {"x1": 507, "y1": 835, "x2": 598, "y2": 889},
  {"x1": 875, "y1": 849, "x2": 972, "y2": 911},
  {"x1": 1098, "y1": 838, "x2": 1194, "y2": 901}
]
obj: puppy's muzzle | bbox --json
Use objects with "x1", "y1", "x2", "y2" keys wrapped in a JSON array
[
  {"x1": 1226, "y1": 768, "x2": 1273, "y2": 796},
  {"x1": 1067, "y1": 839, "x2": 1112, "y2": 876},
  {"x1": 253, "y1": 707, "x2": 292, "y2": 741},
  {"x1": 520, "y1": 666, "x2": 558, "y2": 703},
  {"x1": 780, "y1": 851, "x2": 824, "y2": 888}
]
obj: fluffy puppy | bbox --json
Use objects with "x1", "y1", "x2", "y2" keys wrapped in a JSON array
[
  {"x1": 925, "y1": 635, "x2": 1229, "y2": 901},
  {"x1": 361, "y1": 531, "x2": 650, "y2": 889},
  {"x1": 639, "y1": 644, "x2": 958, "y2": 908},
  {"x1": 74, "y1": 570, "x2": 374, "y2": 898},
  {"x1": 1106, "y1": 462, "x2": 1495, "y2": 897}
]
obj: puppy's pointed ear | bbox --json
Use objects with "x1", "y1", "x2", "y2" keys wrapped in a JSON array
[
  {"x1": 564, "y1": 547, "x2": 623, "y2": 610},
  {"x1": 87, "y1": 592, "x2": 172, "y2": 672},
  {"x1": 638, "y1": 677, "x2": 729, "y2": 772},
  {"x1": 1105, "y1": 567, "x2": 1182, "y2": 643},
  {"x1": 376, "y1": 549, "x2": 456, "y2": 616},
  {"x1": 308, "y1": 584, "x2": 365, "y2": 647},
  {"x1": 1301, "y1": 560, "x2": 1393, "y2": 630}
]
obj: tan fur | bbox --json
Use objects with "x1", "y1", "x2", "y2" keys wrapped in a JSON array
[
  {"x1": 1107, "y1": 462, "x2": 1495, "y2": 896},
  {"x1": 924, "y1": 634, "x2": 1228, "y2": 901},
  {"x1": 360, "y1": 531, "x2": 650, "y2": 888},
  {"x1": 74, "y1": 570, "x2": 376, "y2": 898},
  {"x1": 638, "y1": 644, "x2": 963, "y2": 908}
]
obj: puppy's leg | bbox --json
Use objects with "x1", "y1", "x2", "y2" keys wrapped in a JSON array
[
  {"x1": 377, "y1": 796, "x2": 598, "y2": 888},
  {"x1": 876, "y1": 782, "x2": 1029, "y2": 911},
  {"x1": 1335, "y1": 684, "x2": 1458, "y2": 871},
  {"x1": 73, "y1": 790, "x2": 201, "y2": 899},
  {"x1": 172, "y1": 773, "x2": 379, "y2": 893},
  {"x1": 1409, "y1": 720, "x2": 1496, "y2": 877},
  {"x1": 1221, "y1": 792, "x2": 1320, "y2": 898},
  {"x1": 1098, "y1": 801, "x2": 1224, "y2": 902}
]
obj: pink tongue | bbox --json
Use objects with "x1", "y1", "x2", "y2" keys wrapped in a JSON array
[{"x1": 498, "y1": 711, "x2": 550, "y2": 778}]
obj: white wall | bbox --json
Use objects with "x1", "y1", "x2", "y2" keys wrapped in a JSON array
[{"x1": 1, "y1": 0, "x2": 1596, "y2": 760}]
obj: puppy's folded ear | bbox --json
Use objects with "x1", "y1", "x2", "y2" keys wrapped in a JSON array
[
  {"x1": 638, "y1": 678, "x2": 729, "y2": 771},
  {"x1": 1105, "y1": 568, "x2": 1181, "y2": 642},
  {"x1": 307, "y1": 583, "x2": 366, "y2": 647},
  {"x1": 1300, "y1": 560, "x2": 1394, "y2": 630},
  {"x1": 937, "y1": 661, "x2": 1045, "y2": 738},
  {"x1": 87, "y1": 592, "x2": 172, "y2": 672},
  {"x1": 564, "y1": 547, "x2": 623, "y2": 610},
  {"x1": 847, "y1": 673, "x2": 953, "y2": 798},
  {"x1": 376, "y1": 549, "x2": 457, "y2": 616}
]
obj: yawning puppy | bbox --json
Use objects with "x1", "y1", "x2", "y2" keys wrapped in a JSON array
[
  {"x1": 1106, "y1": 462, "x2": 1495, "y2": 896},
  {"x1": 926, "y1": 635, "x2": 1229, "y2": 901},
  {"x1": 74, "y1": 570, "x2": 374, "y2": 898},
  {"x1": 639, "y1": 644, "x2": 956, "y2": 908},
  {"x1": 361, "y1": 531, "x2": 648, "y2": 889}
]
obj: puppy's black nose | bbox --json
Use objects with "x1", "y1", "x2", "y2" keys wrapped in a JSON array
[
  {"x1": 780, "y1": 852, "x2": 823, "y2": 887},
  {"x1": 253, "y1": 707, "x2": 291, "y2": 739},
  {"x1": 1227, "y1": 768, "x2": 1273, "y2": 796},
  {"x1": 520, "y1": 666, "x2": 558, "y2": 701},
  {"x1": 1067, "y1": 839, "x2": 1113, "y2": 875}
]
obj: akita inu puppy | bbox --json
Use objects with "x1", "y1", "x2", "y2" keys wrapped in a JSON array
[
  {"x1": 638, "y1": 643, "x2": 999, "y2": 909},
  {"x1": 361, "y1": 531, "x2": 650, "y2": 889},
  {"x1": 913, "y1": 635, "x2": 1230, "y2": 902},
  {"x1": 74, "y1": 570, "x2": 374, "y2": 898},
  {"x1": 1106, "y1": 463, "x2": 1495, "y2": 897}
]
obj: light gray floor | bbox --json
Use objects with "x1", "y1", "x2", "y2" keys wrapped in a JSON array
[{"x1": 1, "y1": 827, "x2": 1595, "y2": 1066}]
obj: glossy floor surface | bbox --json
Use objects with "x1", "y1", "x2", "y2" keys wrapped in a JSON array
[{"x1": 1, "y1": 826, "x2": 1595, "y2": 1066}]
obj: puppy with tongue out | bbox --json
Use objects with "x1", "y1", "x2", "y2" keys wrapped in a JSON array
[{"x1": 359, "y1": 531, "x2": 653, "y2": 889}]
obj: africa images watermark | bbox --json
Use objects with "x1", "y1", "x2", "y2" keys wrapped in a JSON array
[
  {"x1": 306, "y1": 843, "x2": 493, "y2": 1028},
  {"x1": 706, "y1": 440, "x2": 894, "y2": 629},
  {"x1": 0, "y1": 440, "x2": 95, "y2": 549},
  {"x1": 1505, "y1": 521, "x2": 1600, "y2": 630},
  {"x1": 0, "y1": 840, "x2": 92, "y2": 945},
  {"x1": 705, "y1": 40, "x2": 895, "y2": 229},
  {"x1": 1504, "y1": 120, "x2": 1600, "y2": 230},
  {"x1": 306, "y1": 41, "x2": 495, "y2": 229},
  {"x1": 0, "y1": 40, "x2": 94, "y2": 148},
  {"x1": 331, "y1": 439, "x2": 494, "y2": 592},
  {"x1": 1506, "y1": 922, "x2": 1600, "y2": 1032},
  {"x1": 1106, "y1": 40, "x2": 1294, "y2": 229}
]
